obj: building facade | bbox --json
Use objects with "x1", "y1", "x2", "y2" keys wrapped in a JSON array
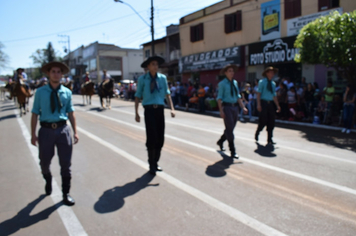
[
  {"x1": 65, "y1": 42, "x2": 143, "y2": 84},
  {"x1": 179, "y1": 0, "x2": 356, "y2": 89},
  {"x1": 142, "y1": 24, "x2": 181, "y2": 82}
]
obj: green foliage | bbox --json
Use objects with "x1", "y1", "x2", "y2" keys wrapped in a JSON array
[
  {"x1": 295, "y1": 11, "x2": 356, "y2": 84},
  {"x1": 29, "y1": 42, "x2": 62, "y2": 67}
]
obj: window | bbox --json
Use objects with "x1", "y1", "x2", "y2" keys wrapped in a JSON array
[
  {"x1": 318, "y1": 0, "x2": 339, "y2": 11},
  {"x1": 99, "y1": 57, "x2": 121, "y2": 71},
  {"x1": 225, "y1": 11, "x2": 242, "y2": 33},
  {"x1": 89, "y1": 58, "x2": 96, "y2": 71},
  {"x1": 190, "y1": 23, "x2": 204, "y2": 42},
  {"x1": 285, "y1": 0, "x2": 301, "y2": 19},
  {"x1": 145, "y1": 49, "x2": 150, "y2": 58}
]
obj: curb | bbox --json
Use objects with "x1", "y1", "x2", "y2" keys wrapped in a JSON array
[{"x1": 171, "y1": 105, "x2": 356, "y2": 133}]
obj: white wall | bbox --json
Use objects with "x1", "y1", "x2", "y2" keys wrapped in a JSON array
[{"x1": 302, "y1": 64, "x2": 315, "y2": 83}]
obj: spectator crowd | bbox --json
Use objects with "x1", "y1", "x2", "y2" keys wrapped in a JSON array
[{"x1": 161, "y1": 77, "x2": 355, "y2": 133}]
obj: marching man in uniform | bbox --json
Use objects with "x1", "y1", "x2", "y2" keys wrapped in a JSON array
[
  {"x1": 134, "y1": 56, "x2": 175, "y2": 175},
  {"x1": 255, "y1": 66, "x2": 281, "y2": 145},
  {"x1": 31, "y1": 61, "x2": 79, "y2": 206},
  {"x1": 216, "y1": 64, "x2": 247, "y2": 158}
]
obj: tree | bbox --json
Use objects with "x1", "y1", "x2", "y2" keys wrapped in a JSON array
[
  {"x1": 294, "y1": 11, "x2": 356, "y2": 87},
  {"x1": 0, "y1": 42, "x2": 10, "y2": 72},
  {"x1": 30, "y1": 42, "x2": 62, "y2": 67}
]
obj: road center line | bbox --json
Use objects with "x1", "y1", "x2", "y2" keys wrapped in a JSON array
[
  {"x1": 77, "y1": 126, "x2": 287, "y2": 236},
  {"x1": 75, "y1": 107, "x2": 356, "y2": 196},
  {"x1": 16, "y1": 111, "x2": 88, "y2": 236},
  {"x1": 103, "y1": 104, "x2": 356, "y2": 165}
]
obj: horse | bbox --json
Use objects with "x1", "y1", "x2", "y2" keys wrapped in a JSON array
[
  {"x1": 5, "y1": 82, "x2": 17, "y2": 102},
  {"x1": 98, "y1": 79, "x2": 114, "y2": 109},
  {"x1": 80, "y1": 81, "x2": 95, "y2": 105},
  {"x1": 14, "y1": 82, "x2": 32, "y2": 116},
  {"x1": 63, "y1": 81, "x2": 73, "y2": 91}
]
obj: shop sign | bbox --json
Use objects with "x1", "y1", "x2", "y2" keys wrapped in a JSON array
[
  {"x1": 249, "y1": 36, "x2": 298, "y2": 65},
  {"x1": 179, "y1": 46, "x2": 241, "y2": 73},
  {"x1": 260, "y1": 0, "x2": 281, "y2": 41},
  {"x1": 287, "y1": 8, "x2": 343, "y2": 36}
]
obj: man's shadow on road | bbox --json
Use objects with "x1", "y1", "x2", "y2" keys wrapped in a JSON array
[
  {"x1": 254, "y1": 142, "x2": 277, "y2": 158},
  {"x1": 0, "y1": 114, "x2": 17, "y2": 121},
  {"x1": 0, "y1": 194, "x2": 63, "y2": 235},
  {"x1": 1, "y1": 107, "x2": 17, "y2": 112},
  {"x1": 94, "y1": 172, "x2": 159, "y2": 214},
  {"x1": 205, "y1": 151, "x2": 243, "y2": 177}
]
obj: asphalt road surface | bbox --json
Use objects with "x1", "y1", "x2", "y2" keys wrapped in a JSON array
[{"x1": 0, "y1": 94, "x2": 355, "y2": 236}]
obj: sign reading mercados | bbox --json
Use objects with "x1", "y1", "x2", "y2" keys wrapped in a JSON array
[{"x1": 249, "y1": 36, "x2": 299, "y2": 65}]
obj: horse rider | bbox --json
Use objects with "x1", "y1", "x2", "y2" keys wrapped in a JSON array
[
  {"x1": 216, "y1": 64, "x2": 247, "y2": 158},
  {"x1": 83, "y1": 72, "x2": 91, "y2": 83},
  {"x1": 7, "y1": 71, "x2": 30, "y2": 100},
  {"x1": 134, "y1": 56, "x2": 175, "y2": 175},
  {"x1": 31, "y1": 61, "x2": 79, "y2": 206},
  {"x1": 102, "y1": 69, "x2": 111, "y2": 82},
  {"x1": 255, "y1": 66, "x2": 281, "y2": 145},
  {"x1": 14, "y1": 68, "x2": 28, "y2": 82}
]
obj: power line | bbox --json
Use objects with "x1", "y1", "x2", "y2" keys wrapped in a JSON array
[{"x1": 2, "y1": 11, "x2": 144, "y2": 44}]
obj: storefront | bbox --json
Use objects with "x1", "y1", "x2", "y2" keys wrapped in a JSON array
[
  {"x1": 248, "y1": 36, "x2": 301, "y2": 82},
  {"x1": 179, "y1": 46, "x2": 245, "y2": 87}
]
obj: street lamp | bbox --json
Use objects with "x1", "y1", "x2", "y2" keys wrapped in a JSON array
[{"x1": 114, "y1": 0, "x2": 155, "y2": 56}]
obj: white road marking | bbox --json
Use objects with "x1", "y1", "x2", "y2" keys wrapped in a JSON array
[
  {"x1": 77, "y1": 126, "x2": 287, "y2": 236},
  {"x1": 96, "y1": 103, "x2": 356, "y2": 165},
  {"x1": 75, "y1": 107, "x2": 356, "y2": 196},
  {"x1": 16, "y1": 111, "x2": 88, "y2": 236}
]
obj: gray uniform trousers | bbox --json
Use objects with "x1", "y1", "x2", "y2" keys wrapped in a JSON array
[{"x1": 38, "y1": 124, "x2": 73, "y2": 177}]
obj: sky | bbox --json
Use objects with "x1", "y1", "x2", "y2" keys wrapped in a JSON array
[{"x1": 0, "y1": 0, "x2": 222, "y2": 76}]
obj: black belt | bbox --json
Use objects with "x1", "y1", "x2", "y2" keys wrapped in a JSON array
[
  {"x1": 40, "y1": 120, "x2": 67, "y2": 129},
  {"x1": 222, "y1": 102, "x2": 238, "y2": 107},
  {"x1": 261, "y1": 100, "x2": 273, "y2": 104},
  {"x1": 144, "y1": 104, "x2": 164, "y2": 109}
]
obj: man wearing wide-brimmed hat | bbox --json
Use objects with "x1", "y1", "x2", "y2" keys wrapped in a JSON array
[
  {"x1": 134, "y1": 56, "x2": 175, "y2": 175},
  {"x1": 255, "y1": 66, "x2": 281, "y2": 145},
  {"x1": 31, "y1": 61, "x2": 78, "y2": 206},
  {"x1": 216, "y1": 64, "x2": 247, "y2": 158},
  {"x1": 14, "y1": 67, "x2": 28, "y2": 82}
]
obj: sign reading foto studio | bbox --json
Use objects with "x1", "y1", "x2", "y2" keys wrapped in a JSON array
[
  {"x1": 249, "y1": 36, "x2": 299, "y2": 65},
  {"x1": 179, "y1": 46, "x2": 241, "y2": 73}
]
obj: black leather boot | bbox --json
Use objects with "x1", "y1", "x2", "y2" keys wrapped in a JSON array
[
  {"x1": 216, "y1": 134, "x2": 226, "y2": 151},
  {"x1": 43, "y1": 173, "x2": 52, "y2": 195},
  {"x1": 62, "y1": 176, "x2": 75, "y2": 206},
  {"x1": 255, "y1": 130, "x2": 259, "y2": 142},
  {"x1": 228, "y1": 141, "x2": 239, "y2": 159},
  {"x1": 148, "y1": 149, "x2": 157, "y2": 175},
  {"x1": 267, "y1": 131, "x2": 276, "y2": 145},
  {"x1": 156, "y1": 149, "x2": 163, "y2": 172}
]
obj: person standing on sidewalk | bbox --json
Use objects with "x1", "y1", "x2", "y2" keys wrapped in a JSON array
[
  {"x1": 31, "y1": 61, "x2": 79, "y2": 206},
  {"x1": 134, "y1": 56, "x2": 175, "y2": 175},
  {"x1": 216, "y1": 64, "x2": 247, "y2": 158},
  {"x1": 342, "y1": 84, "x2": 356, "y2": 134},
  {"x1": 255, "y1": 66, "x2": 281, "y2": 145}
]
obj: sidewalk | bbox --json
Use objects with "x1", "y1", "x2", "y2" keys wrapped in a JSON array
[{"x1": 171, "y1": 104, "x2": 356, "y2": 134}]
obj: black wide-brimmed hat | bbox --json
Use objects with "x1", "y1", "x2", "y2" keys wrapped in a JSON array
[
  {"x1": 220, "y1": 64, "x2": 239, "y2": 75},
  {"x1": 41, "y1": 61, "x2": 70, "y2": 75},
  {"x1": 141, "y1": 56, "x2": 165, "y2": 68},
  {"x1": 262, "y1": 66, "x2": 278, "y2": 77},
  {"x1": 16, "y1": 68, "x2": 25, "y2": 72}
]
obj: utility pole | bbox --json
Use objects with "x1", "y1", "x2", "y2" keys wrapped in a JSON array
[
  {"x1": 151, "y1": 0, "x2": 155, "y2": 56},
  {"x1": 114, "y1": 0, "x2": 154, "y2": 56}
]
